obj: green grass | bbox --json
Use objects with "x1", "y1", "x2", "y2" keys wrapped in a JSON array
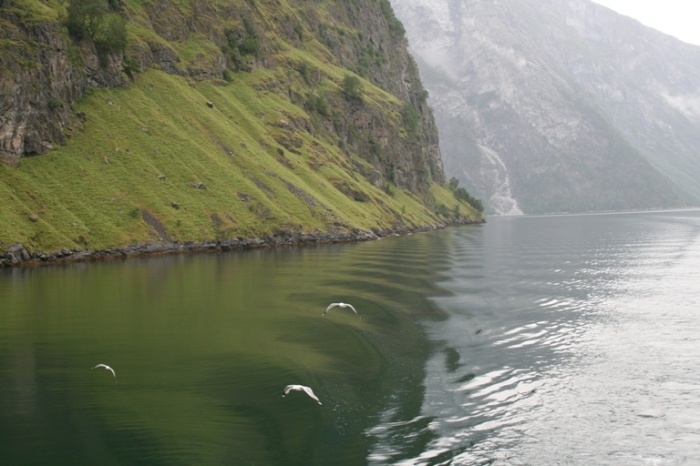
[
  {"x1": 1, "y1": 0, "x2": 60, "y2": 23},
  {"x1": 0, "y1": 0, "x2": 483, "y2": 254},
  {"x1": 0, "y1": 69, "x2": 479, "y2": 253}
]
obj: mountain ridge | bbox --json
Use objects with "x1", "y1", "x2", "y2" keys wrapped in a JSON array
[{"x1": 392, "y1": 0, "x2": 700, "y2": 214}]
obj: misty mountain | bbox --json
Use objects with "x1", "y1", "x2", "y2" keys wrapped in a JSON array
[{"x1": 391, "y1": 0, "x2": 700, "y2": 214}]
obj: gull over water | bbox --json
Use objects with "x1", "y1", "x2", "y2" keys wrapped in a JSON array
[
  {"x1": 92, "y1": 364, "x2": 116, "y2": 381},
  {"x1": 322, "y1": 302, "x2": 359, "y2": 318},
  {"x1": 283, "y1": 384, "x2": 322, "y2": 405}
]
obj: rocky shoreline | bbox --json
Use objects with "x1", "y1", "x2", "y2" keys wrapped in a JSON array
[{"x1": 0, "y1": 219, "x2": 483, "y2": 269}]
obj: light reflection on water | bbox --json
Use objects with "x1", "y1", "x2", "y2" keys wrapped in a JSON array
[
  {"x1": 2, "y1": 210, "x2": 700, "y2": 465},
  {"x1": 369, "y1": 210, "x2": 700, "y2": 465}
]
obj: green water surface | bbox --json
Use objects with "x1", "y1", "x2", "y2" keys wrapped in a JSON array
[{"x1": 0, "y1": 231, "x2": 461, "y2": 465}]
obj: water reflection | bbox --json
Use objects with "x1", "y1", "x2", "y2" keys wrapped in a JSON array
[
  {"x1": 3, "y1": 210, "x2": 700, "y2": 465},
  {"x1": 371, "y1": 210, "x2": 700, "y2": 465},
  {"x1": 0, "y1": 233, "x2": 457, "y2": 465}
]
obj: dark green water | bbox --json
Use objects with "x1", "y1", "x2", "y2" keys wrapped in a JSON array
[
  {"x1": 3, "y1": 210, "x2": 700, "y2": 465},
  {"x1": 0, "y1": 233, "x2": 455, "y2": 465}
]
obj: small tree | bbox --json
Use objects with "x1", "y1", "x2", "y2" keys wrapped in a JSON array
[
  {"x1": 341, "y1": 74, "x2": 364, "y2": 101},
  {"x1": 401, "y1": 103, "x2": 420, "y2": 137},
  {"x1": 238, "y1": 36, "x2": 260, "y2": 56},
  {"x1": 94, "y1": 13, "x2": 127, "y2": 54},
  {"x1": 66, "y1": 0, "x2": 107, "y2": 41},
  {"x1": 448, "y1": 176, "x2": 459, "y2": 190},
  {"x1": 454, "y1": 186, "x2": 485, "y2": 213},
  {"x1": 66, "y1": 0, "x2": 128, "y2": 65},
  {"x1": 306, "y1": 92, "x2": 330, "y2": 116},
  {"x1": 238, "y1": 16, "x2": 260, "y2": 56}
]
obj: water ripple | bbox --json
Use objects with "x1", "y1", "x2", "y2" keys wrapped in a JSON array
[{"x1": 368, "y1": 210, "x2": 700, "y2": 465}]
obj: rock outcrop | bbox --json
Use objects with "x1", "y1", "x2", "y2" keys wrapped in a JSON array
[
  {"x1": 1, "y1": 0, "x2": 443, "y2": 193},
  {"x1": 0, "y1": 5, "x2": 128, "y2": 166}
]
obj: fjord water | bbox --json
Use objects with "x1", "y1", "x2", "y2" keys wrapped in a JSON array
[{"x1": 2, "y1": 210, "x2": 700, "y2": 465}]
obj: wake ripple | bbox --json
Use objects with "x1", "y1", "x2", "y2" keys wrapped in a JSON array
[{"x1": 367, "y1": 210, "x2": 700, "y2": 465}]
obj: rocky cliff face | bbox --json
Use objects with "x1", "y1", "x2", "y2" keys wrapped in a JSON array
[
  {"x1": 0, "y1": 4, "x2": 125, "y2": 166},
  {"x1": 1, "y1": 0, "x2": 481, "y2": 260},
  {"x1": 0, "y1": 0, "x2": 442, "y2": 192},
  {"x1": 295, "y1": 1, "x2": 445, "y2": 190},
  {"x1": 391, "y1": 0, "x2": 700, "y2": 214}
]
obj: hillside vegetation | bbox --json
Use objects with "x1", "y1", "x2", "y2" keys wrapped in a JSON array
[{"x1": 0, "y1": 0, "x2": 482, "y2": 263}]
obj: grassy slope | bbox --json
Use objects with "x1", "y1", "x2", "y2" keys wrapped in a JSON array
[
  {"x1": 0, "y1": 0, "x2": 481, "y2": 254},
  {"x1": 0, "y1": 69, "x2": 477, "y2": 253}
]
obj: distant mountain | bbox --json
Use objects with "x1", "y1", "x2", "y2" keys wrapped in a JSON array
[{"x1": 391, "y1": 0, "x2": 700, "y2": 214}]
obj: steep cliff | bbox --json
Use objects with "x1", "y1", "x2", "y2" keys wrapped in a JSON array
[
  {"x1": 392, "y1": 0, "x2": 700, "y2": 214},
  {"x1": 1, "y1": 0, "x2": 442, "y2": 188},
  {"x1": 0, "y1": 0, "x2": 481, "y2": 262}
]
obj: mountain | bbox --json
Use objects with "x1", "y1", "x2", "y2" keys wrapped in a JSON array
[
  {"x1": 0, "y1": 0, "x2": 482, "y2": 265},
  {"x1": 391, "y1": 0, "x2": 700, "y2": 214}
]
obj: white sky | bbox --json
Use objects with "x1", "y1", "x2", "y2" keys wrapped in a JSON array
[{"x1": 591, "y1": 0, "x2": 700, "y2": 46}]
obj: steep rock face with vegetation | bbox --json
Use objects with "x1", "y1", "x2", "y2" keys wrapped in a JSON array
[
  {"x1": 392, "y1": 0, "x2": 700, "y2": 214},
  {"x1": 0, "y1": 0, "x2": 481, "y2": 263}
]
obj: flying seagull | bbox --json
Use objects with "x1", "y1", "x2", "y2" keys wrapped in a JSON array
[
  {"x1": 92, "y1": 364, "x2": 116, "y2": 381},
  {"x1": 322, "y1": 302, "x2": 359, "y2": 318},
  {"x1": 283, "y1": 384, "x2": 322, "y2": 405}
]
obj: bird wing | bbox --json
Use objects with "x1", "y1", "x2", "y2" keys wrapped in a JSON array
[
  {"x1": 283, "y1": 385, "x2": 294, "y2": 395},
  {"x1": 322, "y1": 303, "x2": 339, "y2": 316},
  {"x1": 283, "y1": 385, "x2": 321, "y2": 404},
  {"x1": 302, "y1": 386, "x2": 322, "y2": 404},
  {"x1": 93, "y1": 364, "x2": 116, "y2": 379},
  {"x1": 345, "y1": 304, "x2": 358, "y2": 315}
]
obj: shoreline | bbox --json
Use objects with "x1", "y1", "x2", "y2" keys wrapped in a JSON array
[{"x1": 0, "y1": 218, "x2": 484, "y2": 269}]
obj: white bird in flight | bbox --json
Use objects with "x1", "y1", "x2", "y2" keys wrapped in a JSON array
[
  {"x1": 322, "y1": 302, "x2": 359, "y2": 318},
  {"x1": 92, "y1": 364, "x2": 116, "y2": 381},
  {"x1": 283, "y1": 384, "x2": 322, "y2": 405}
]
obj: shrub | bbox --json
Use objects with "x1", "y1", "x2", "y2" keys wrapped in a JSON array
[
  {"x1": 294, "y1": 23, "x2": 303, "y2": 41},
  {"x1": 368, "y1": 137, "x2": 382, "y2": 159},
  {"x1": 66, "y1": 0, "x2": 107, "y2": 41},
  {"x1": 298, "y1": 61, "x2": 310, "y2": 83},
  {"x1": 122, "y1": 54, "x2": 140, "y2": 79},
  {"x1": 449, "y1": 177, "x2": 484, "y2": 212},
  {"x1": 418, "y1": 89, "x2": 429, "y2": 104},
  {"x1": 341, "y1": 74, "x2": 363, "y2": 101},
  {"x1": 238, "y1": 16, "x2": 260, "y2": 56},
  {"x1": 307, "y1": 92, "x2": 330, "y2": 116},
  {"x1": 66, "y1": 0, "x2": 127, "y2": 66},
  {"x1": 401, "y1": 103, "x2": 419, "y2": 136},
  {"x1": 454, "y1": 186, "x2": 484, "y2": 213},
  {"x1": 379, "y1": 0, "x2": 405, "y2": 35},
  {"x1": 48, "y1": 98, "x2": 63, "y2": 112},
  {"x1": 238, "y1": 37, "x2": 259, "y2": 56},
  {"x1": 436, "y1": 203, "x2": 450, "y2": 217},
  {"x1": 94, "y1": 13, "x2": 127, "y2": 55}
]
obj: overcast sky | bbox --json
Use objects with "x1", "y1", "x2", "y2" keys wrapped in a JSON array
[{"x1": 591, "y1": 0, "x2": 700, "y2": 46}]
